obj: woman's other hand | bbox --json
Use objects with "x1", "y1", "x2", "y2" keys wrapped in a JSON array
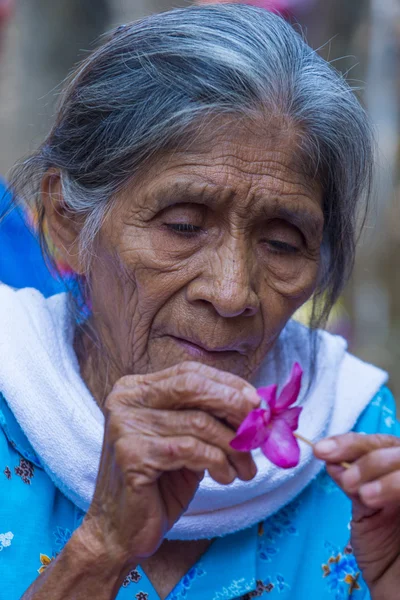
[
  {"x1": 79, "y1": 361, "x2": 260, "y2": 571},
  {"x1": 314, "y1": 433, "x2": 400, "y2": 599}
]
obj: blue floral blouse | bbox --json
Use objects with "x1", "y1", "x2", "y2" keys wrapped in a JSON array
[{"x1": 0, "y1": 387, "x2": 398, "y2": 600}]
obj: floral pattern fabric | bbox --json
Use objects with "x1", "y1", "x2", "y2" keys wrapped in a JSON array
[
  {"x1": 321, "y1": 542, "x2": 361, "y2": 599},
  {"x1": 0, "y1": 532, "x2": 13, "y2": 552},
  {"x1": 0, "y1": 387, "x2": 398, "y2": 600}
]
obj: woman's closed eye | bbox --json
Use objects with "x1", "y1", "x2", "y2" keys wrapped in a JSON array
[
  {"x1": 265, "y1": 239, "x2": 300, "y2": 255},
  {"x1": 160, "y1": 203, "x2": 205, "y2": 237},
  {"x1": 260, "y1": 219, "x2": 304, "y2": 256},
  {"x1": 166, "y1": 222, "x2": 202, "y2": 235}
]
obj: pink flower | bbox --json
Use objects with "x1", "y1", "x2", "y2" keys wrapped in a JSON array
[{"x1": 230, "y1": 363, "x2": 303, "y2": 468}]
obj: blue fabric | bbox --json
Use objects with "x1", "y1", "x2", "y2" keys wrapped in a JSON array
[
  {"x1": 0, "y1": 179, "x2": 63, "y2": 296},
  {"x1": 0, "y1": 387, "x2": 398, "y2": 600}
]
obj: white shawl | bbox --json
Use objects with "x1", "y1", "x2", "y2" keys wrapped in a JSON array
[{"x1": 0, "y1": 285, "x2": 387, "y2": 539}]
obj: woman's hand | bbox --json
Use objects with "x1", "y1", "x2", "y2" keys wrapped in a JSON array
[
  {"x1": 79, "y1": 361, "x2": 260, "y2": 571},
  {"x1": 314, "y1": 433, "x2": 400, "y2": 599}
]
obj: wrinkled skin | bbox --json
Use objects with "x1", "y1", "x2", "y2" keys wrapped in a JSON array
[
  {"x1": 39, "y1": 120, "x2": 400, "y2": 600},
  {"x1": 80, "y1": 122, "x2": 323, "y2": 396},
  {"x1": 41, "y1": 120, "x2": 325, "y2": 597}
]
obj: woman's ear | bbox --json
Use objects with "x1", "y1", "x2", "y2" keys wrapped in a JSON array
[{"x1": 41, "y1": 169, "x2": 86, "y2": 275}]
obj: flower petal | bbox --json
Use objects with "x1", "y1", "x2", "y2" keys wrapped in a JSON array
[
  {"x1": 230, "y1": 408, "x2": 270, "y2": 451},
  {"x1": 256, "y1": 384, "x2": 277, "y2": 409},
  {"x1": 261, "y1": 418, "x2": 301, "y2": 468},
  {"x1": 279, "y1": 406, "x2": 302, "y2": 431},
  {"x1": 275, "y1": 362, "x2": 303, "y2": 411},
  {"x1": 237, "y1": 408, "x2": 270, "y2": 435}
]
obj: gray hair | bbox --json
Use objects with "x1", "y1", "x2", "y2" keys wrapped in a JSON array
[{"x1": 10, "y1": 3, "x2": 373, "y2": 326}]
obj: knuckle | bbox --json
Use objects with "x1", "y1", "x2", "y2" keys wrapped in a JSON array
[
  {"x1": 173, "y1": 372, "x2": 207, "y2": 398},
  {"x1": 174, "y1": 437, "x2": 197, "y2": 456},
  {"x1": 109, "y1": 376, "x2": 145, "y2": 402},
  {"x1": 175, "y1": 361, "x2": 202, "y2": 375},
  {"x1": 175, "y1": 361, "x2": 220, "y2": 380},
  {"x1": 171, "y1": 373, "x2": 192, "y2": 395},
  {"x1": 191, "y1": 411, "x2": 213, "y2": 433},
  {"x1": 114, "y1": 380, "x2": 150, "y2": 408},
  {"x1": 375, "y1": 433, "x2": 400, "y2": 448},
  {"x1": 183, "y1": 372, "x2": 205, "y2": 393}
]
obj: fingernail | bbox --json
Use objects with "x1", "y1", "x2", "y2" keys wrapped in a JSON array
[
  {"x1": 360, "y1": 481, "x2": 382, "y2": 500},
  {"x1": 243, "y1": 387, "x2": 260, "y2": 406},
  {"x1": 315, "y1": 439, "x2": 338, "y2": 456},
  {"x1": 341, "y1": 466, "x2": 361, "y2": 490}
]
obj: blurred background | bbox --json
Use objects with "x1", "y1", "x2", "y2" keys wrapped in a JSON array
[{"x1": 0, "y1": 0, "x2": 399, "y2": 396}]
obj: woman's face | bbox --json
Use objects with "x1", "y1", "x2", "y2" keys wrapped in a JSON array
[{"x1": 85, "y1": 121, "x2": 324, "y2": 382}]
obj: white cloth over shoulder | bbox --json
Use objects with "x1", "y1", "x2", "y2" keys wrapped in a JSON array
[{"x1": 0, "y1": 285, "x2": 388, "y2": 540}]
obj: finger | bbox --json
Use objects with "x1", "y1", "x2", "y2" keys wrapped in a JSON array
[
  {"x1": 173, "y1": 361, "x2": 260, "y2": 397},
  {"x1": 326, "y1": 463, "x2": 359, "y2": 500},
  {"x1": 117, "y1": 435, "x2": 239, "y2": 486},
  {"x1": 119, "y1": 361, "x2": 260, "y2": 399},
  {"x1": 112, "y1": 372, "x2": 260, "y2": 428},
  {"x1": 340, "y1": 447, "x2": 400, "y2": 494},
  {"x1": 129, "y1": 408, "x2": 257, "y2": 481},
  {"x1": 326, "y1": 463, "x2": 346, "y2": 486},
  {"x1": 314, "y1": 433, "x2": 400, "y2": 465},
  {"x1": 358, "y1": 471, "x2": 400, "y2": 509},
  {"x1": 153, "y1": 436, "x2": 239, "y2": 486}
]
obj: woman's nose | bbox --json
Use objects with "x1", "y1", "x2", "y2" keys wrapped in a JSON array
[{"x1": 186, "y1": 247, "x2": 260, "y2": 318}]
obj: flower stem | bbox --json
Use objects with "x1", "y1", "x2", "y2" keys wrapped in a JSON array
[
  {"x1": 293, "y1": 432, "x2": 314, "y2": 448},
  {"x1": 294, "y1": 432, "x2": 351, "y2": 469}
]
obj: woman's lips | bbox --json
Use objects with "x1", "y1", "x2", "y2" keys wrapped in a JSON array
[{"x1": 167, "y1": 335, "x2": 240, "y2": 359}]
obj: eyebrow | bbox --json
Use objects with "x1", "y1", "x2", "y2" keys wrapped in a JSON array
[
  {"x1": 145, "y1": 179, "x2": 228, "y2": 212},
  {"x1": 146, "y1": 179, "x2": 323, "y2": 235}
]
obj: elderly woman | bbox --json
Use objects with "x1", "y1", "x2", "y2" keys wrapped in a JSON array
[{"x1": 1, "y1": 5, "x2": 400, "y2": 600}]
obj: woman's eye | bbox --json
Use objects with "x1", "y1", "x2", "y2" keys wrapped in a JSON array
[
  {"x1": 166, "y1": 223, "x2": 201, "y2": 235},
  {"x1": 260, "y1": 220, "x2": 304, "y2": 256},
  {"x1": 266, "y1": 240, "x2": 300, "y2": 254}
]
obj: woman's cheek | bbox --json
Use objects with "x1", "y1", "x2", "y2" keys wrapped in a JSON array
[{"x1": 258, "y1": 249, "x2": 320, "y2": 300}]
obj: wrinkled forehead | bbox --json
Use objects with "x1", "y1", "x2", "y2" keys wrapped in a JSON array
[{"x1": 126, "y1": 115, "x2": 322, "y2": 214}]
